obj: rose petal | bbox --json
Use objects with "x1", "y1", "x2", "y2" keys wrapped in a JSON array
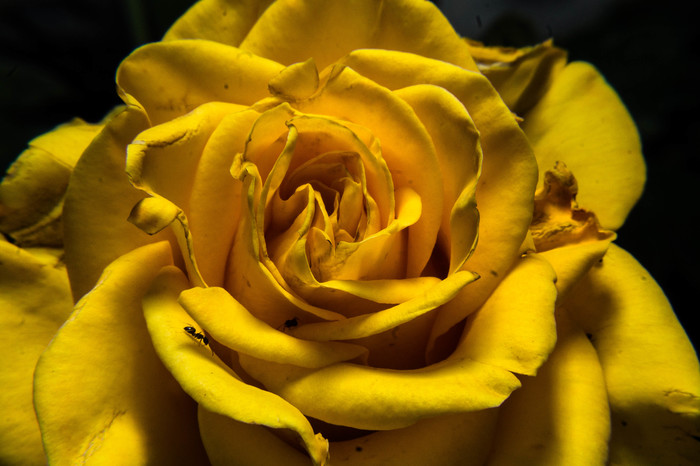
[
  {"x1": 0, "y1": 242, "x2": 73, "y2": 464},
  {"x1": 189, "y1": 108, "x2": 261, "y2": 286},
  {"x1": 330, "y1": 410, "x2": 499, "y2": 465},
  {"x1": 116, "y1": 39, "x2": 283, "y2": 125},
  {"x1": 453, "y1": 253, "x2": 557, "y2": 376},
  {"x1": 178, "y1": 286, "x2": 368, "y2": 368},
  {"x1": 466, "y1": 39, "x2": 568, "y2": 115},
  {"x1": 487, "y1": 309, "x2": 610, "y2": 464},
  {"x1": 268, "y1": 57, "x2": 320, "y2": 102},
  {"x1": 142, "y1": 266, "x2": 329, "y2": 466},
  {"x1": 295, "y1": 65, "x2": 443, "y2": 277},
  {"x1": 336, "y1": 49, "x2": 538, "y2": 345},
  {"x1": 239, "y1": 343, "x2": 520, "y2": 431},
  {"x1": 239, "y1": 0, "x2": 477, "y2": 70},
  {"x1": 126, "y1": 101, "x2": 246, "y2": 209},
  {"x1": 128, "y1": 195, "x2": 206, "y2": 287},
  {"x1": 290, "y1": 270, "x2": 478, "y2": 342},
  {"x1": 198, "y1": 407, "x2": 312, "y2": 466},
  {"x1": 393, "y1": 84, "x2": 481, "y2": 274},
  {"x1": 0, "y1": 117, "x2": 106, "y2": 246},
  {"x1": 33, "y1": 242, "x2": 208, "y2": 464},
  {"x1": 164, "y1": 0, "x2": 275, "y2": 45},
  {"x1": 521, "y1": 62, "x2": 645, "y2": 230},
  {"x1": 566, "y1": 244, "x2": 700, "y2": 464},
  {"x1": 63, "y1": 106, "x2": 167, "y2": 300}
]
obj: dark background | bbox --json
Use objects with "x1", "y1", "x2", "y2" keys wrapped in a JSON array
[{"x1": 1, "y1": 0, "x2": 697, "y2": 347}]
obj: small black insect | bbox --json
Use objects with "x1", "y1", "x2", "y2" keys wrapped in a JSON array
[
  {"x1": 278, "y1": 317, "x2": 298, "y2": 331},
  {"x1": 184, "y1": 325, "x2": 210, "y2": 349}
]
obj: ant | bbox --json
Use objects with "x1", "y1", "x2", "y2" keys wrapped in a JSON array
[
  {"x1": 278, "y1": 317, "x2": 298, "y2": 331},
  {"x1": 184, "y1": 325, "x2": 212, "y2": 354}
]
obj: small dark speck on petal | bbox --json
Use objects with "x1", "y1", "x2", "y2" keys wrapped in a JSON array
[
  {"x1": 355, "y1": 446, "x2": 363, "y2": 452},
  {"x1": 490, "y1": 270, "x2": 498, "y2": 277}
]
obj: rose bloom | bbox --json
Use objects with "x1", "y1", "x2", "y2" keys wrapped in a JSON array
[{"x1": 1, "y1": 0, "x2": 698, "y2": 464}]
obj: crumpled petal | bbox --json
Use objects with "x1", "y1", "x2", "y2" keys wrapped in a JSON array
[
  {"x1": 522, "y1": 61, "x2": 645, "y2": 230},
  {"x1": 0, "y1": 241, "x2": 73, "y2": 465},
  {"x1": 63, "y1": 106, "x2": 169, "y2": 300},
  {"x1": 487, "y1": 308, "x2": 610, "y2": 464},
  {"x1": 164, "y1": 0, "x2": 275, "y2": 45},
  {"x1": 239, "y1": 0, "x2": 477, "y2": 70},
  {"x1": 454, "y1": 253, "x2": 557, "y2": 376},
  {"x1": 466, "y1": 38, "x2": 568, "y2": 115},
  {"x1": 178, "y1": 286, "x2": 368, "y2": 368},
  {"x1": 0, "y1": 115, "x2": 109, "y2": 247},
  {"x1": 142, "y1": 265, "x2": 329, "y2": 466},
  {"x1": 116, "y1": 39, "x2": 283, "y2": 125},
  {"x1": 33, "y1": 242, "x2": 208, "y2": 464},
  {"x1": 330, "y1": 410, "x2": 499, "y2": 465},
  {"x1": 567, "y1": 244, "x2": 700, "y2": 464}
]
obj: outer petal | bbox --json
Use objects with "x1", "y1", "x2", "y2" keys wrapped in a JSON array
[
  {"x1": 142, "y1": 266, "x2": 329, "y2": 466},
  {"x1": 116, "y1": 40, "x2": 283, "y2": 125},
  {"x1": 33, "y1": 242, "x2": 208, "y2": 464},
  {"x1": 197, "y1": 407, "x2": 312, "y2": 466},
  {"x1": 487, "y1": 309, "x2": 610, "y2": 465},
  {"x1": 0, "y1": 242, "x2": 73, "y2": 465},
  {"x1": 239, "y1": 0, "x2": 477, "y2": 71},
  {"x1": 466, "y1": 39, "x2": 568, "y2": 116},
  {"x1": 567, "y1": 244, "x2": 700, "y2": 464},
  {"x1": 239, "y1": 337, "x2": 521, "y2": 431},
  {"x1": 0, "y1": 116, "x2": 106, "y2": 247},
  {"x1": 522, "y1": 62, "x2": 645, "y2": 230},
  {"x1": 63, "y1": 105, "x2": 168, "y2": 300},
  {"x1": 330, "y1": 410, "x2": 499, "y2": 465},
  {"x1": 164, "y1": 0, "x2": 275, "y2": 44},
  {"x1": 454, "y1": 253, "x2": 557, "y2": 376}
]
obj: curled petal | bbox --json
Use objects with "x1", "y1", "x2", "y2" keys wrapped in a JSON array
[
  {"x1": 33, "y1": 242, "x2": 208, "y2": 464},
  {"x1": 178, "y1": 286, "x2": 368, "y2": 368},
  {"x1": 567, "y1": 244, "x2": 700, "y2": 464},
  {"x1": 239, "y1": 349, "x2": 520, "y2": 431},
  {"x1": 128, "y1": 195, "x2": 206, "y2": 287},
  {"x1": 142, "y1": 266, "x2": 329, "y2": 466},
  {"x1": 291, "y1": 270, "x2": 478, "y2": 342}
]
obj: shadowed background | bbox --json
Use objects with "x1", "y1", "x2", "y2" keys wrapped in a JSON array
[{"x1": 1, "y1": 0, "x2": 697, "y2": 348}]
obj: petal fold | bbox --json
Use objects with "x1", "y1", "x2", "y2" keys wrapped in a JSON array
[
  {"x1": 33, "y1": 242, "x2": 208, "y2": 464},
  {"x1": 178, "y1": 286, "x2": 368, "y2": 368},
  {"x1": 567, "y1": 244, "x2": 700, "y2": 465},
  {"x1": 453, "y1": 253, "x2": 557, "y2": 376},
  {"x1": 142, "y1": 266, "x2": 329, "y2": 465}
]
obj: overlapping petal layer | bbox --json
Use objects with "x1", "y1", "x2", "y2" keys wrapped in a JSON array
[
  {"x1": 142, "y1": 265, "x2": 329, "y2": 466},
  {"x1": 0, "y1": 242, "x2": 73, "y2": 464},
  {"x1": 33, "y1": 242, "x2": 208, "y2": 464},
  {"x1": 566, "y1": 245, "x2": 700, "y2": 465}
]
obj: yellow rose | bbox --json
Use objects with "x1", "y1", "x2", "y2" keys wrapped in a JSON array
[{"x1": 1, "y1": 1, "x2": 698, "y2": 465}]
